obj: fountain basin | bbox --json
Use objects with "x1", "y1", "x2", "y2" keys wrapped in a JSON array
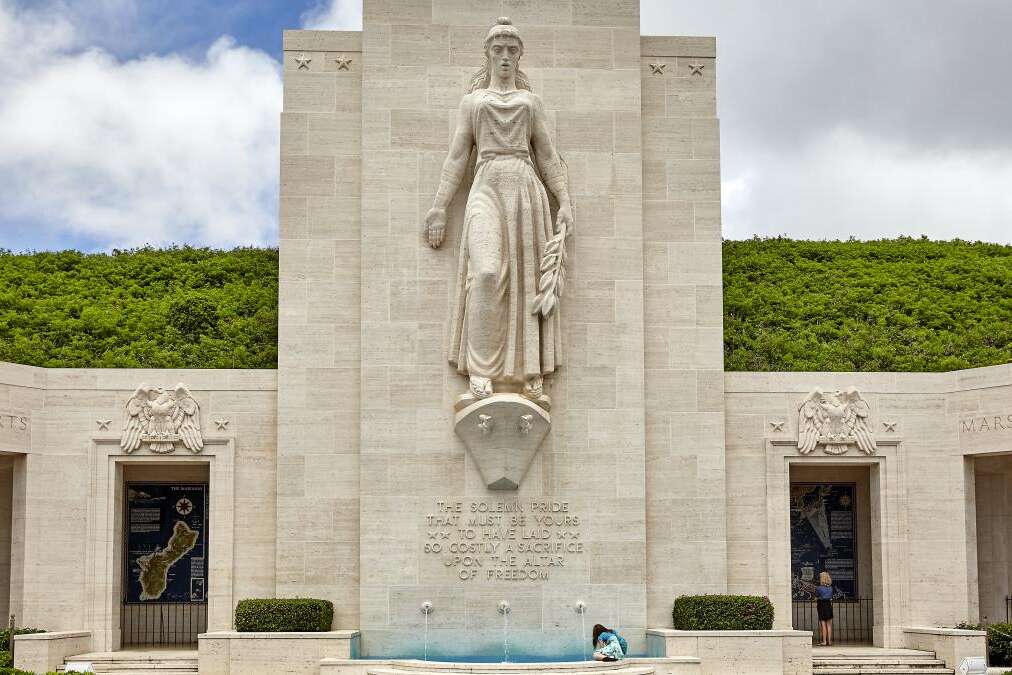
[{"x1": 320, "y1": 657, "x2": 700, "y2": 675}]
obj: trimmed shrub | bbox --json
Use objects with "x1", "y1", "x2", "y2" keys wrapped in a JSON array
[
  {"x1": 234, "y1": 598, "x2": 333, "y2": 632},
  {"x1": 0, "y1": 630, "x2": 44, "y2": 652},
  {"x1": 987, "y1": 622, "x2": 1012, "y2": 666},
  {"x1": 672, "y1": 594, "x2": 774, "y2": 631}
]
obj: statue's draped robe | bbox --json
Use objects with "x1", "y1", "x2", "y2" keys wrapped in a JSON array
[{"x1": 449, "y1": 89, "x2": 562, "y2": 382}]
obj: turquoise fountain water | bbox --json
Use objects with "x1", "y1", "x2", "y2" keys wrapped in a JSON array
[
  {"x1": 420, "y1": 601, "x2": 433, "y2": 661},
  {"x1": 498, "y1": 600, "x2": 511, "y2": 662},
  {"x1": 574, "y1": 600, "x2": 587, "y2": 661}
]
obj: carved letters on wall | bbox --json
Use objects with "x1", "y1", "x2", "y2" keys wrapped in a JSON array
[
  {"x1": 797, "y1": 387, "x2": 876, "y2": 455},
  {"x1": 121, "y1": 383, "x2": 203, "y2": 454}
]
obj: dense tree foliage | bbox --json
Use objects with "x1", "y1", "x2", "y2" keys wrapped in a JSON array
[
  {"x1": 1, "y1": 239, "x2": 1009, "y2": 371},
  {"x1": 724, "y1": 237, "x2": 1012, "y2": 371},
  {"x1": 0, "y1": 247, "x2": 278, "y2": 368}
]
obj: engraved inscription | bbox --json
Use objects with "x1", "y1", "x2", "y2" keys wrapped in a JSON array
[
  {"x1": 423, "y1": 499, "x2": 584, "y2": 582},
  {"x1": 960, "y1": 414, "x2": 1012, "y2": 434}
]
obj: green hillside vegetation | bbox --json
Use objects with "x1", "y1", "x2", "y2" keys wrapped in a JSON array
[
  {"x1": 0, "y1": 238, "x2": 1009, "y2": 371},
  {"x1": 724, "y1": 237, "x2": 1012, "y2": 371},
  {"x1": 0, "y1": 247, "x2": 277, "y2": 368}
]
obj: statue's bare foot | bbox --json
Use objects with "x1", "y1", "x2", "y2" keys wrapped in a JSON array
[
  {"x1": 470, "y1": 375, "x2": 493, "y2": 399},
  {"x1": 523, "y1": 376, "x2": 544, "y2": 400}
]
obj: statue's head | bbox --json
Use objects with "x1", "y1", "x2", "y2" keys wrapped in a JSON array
[
  {"x1": 485, "y1": 18, "x2": 523, "y2": 78},
  {"x1": 468, "y1": 17, "x2": 531, "y2": 93}
]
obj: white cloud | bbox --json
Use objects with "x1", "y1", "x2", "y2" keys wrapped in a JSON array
[
  {"x1": 0, "y1": 1, "x2": 282, "y2": 250},
  {"x1": 723, "y1": 127, "x2": 1012, "y2": 243},
  {"x1": 301, "y1": 0, "x2": 362, "y2": 30}
]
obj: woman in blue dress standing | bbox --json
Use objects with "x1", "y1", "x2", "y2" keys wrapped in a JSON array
[{"x1": 816, "y1": 571, "x2": 834, "y2": 646}]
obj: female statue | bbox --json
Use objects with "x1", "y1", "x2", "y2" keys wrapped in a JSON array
[{"x1": 423, "y1": 18, "x2": 573, "y2": 402}]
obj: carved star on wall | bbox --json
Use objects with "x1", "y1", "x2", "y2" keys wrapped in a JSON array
[
  {"x1": 688, "y1": 63, "x2": 705, "y2": 76},
  {"x1": 648, "y1": 63, "x2": 667, "y2": 75},
  {"x1": 882, "y1": 421, "x2": 897, "y2": 432},
  {"x1": 335, "y1": 57, "x2": 353, "y2": 71},
  {"x1": 295, "y1": 53, "x2": 311, "y2": 70},
  {"x1": 214, "y1": 418, "x2": 230, "y2": 431},
  {"x1": 769, "y1": 420, "x2": 785, "y2": 432},
  {"x1": 96, "y1": 419, "x2": 111, "y2": 430}
]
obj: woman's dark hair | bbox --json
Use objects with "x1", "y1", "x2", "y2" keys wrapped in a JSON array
[{"x1": 592, "y1": 624, "x2": 611, "y2": 646}]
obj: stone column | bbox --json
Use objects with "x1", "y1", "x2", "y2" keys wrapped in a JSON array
[
  {"x1": 277, "y1": 30, "x2": 363, "y2": 626},
  {"x1": 640, "y1": 37, "x2": 727, "y2": 627}
]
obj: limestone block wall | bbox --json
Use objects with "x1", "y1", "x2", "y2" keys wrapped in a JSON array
[
  {"x1": 355, "y1": 1, "x2": 647, "y2": 658},
  {"x1": 278, "y1": 30, "x2": 362, "y2": 626},
  {"x1": 640, "y1": 36, "x2": 726, "y2": 627},
  {"x1": 0, "y1": 363, "x2": 277, "y2": 636}
]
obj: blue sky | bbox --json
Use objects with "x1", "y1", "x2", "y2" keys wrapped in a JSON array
[{"x1": 1, "y1": 0, "x2": 1011, "y2": 252}]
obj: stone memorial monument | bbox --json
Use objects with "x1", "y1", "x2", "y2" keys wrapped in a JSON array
[{"x1": 0, "y1": 1, "x2": 1005, "y2": 673}]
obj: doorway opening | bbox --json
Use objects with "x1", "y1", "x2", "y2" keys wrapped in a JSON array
[
  {"x1": 0, "y1": 456, "x2": 14, "y2": 621},
  {"x1": 974, "y1": 455, "x2": 1012, "y2": 625},
  {"x1": 120, "y1": 463, "x2": 208, "y2": 646},
  {"x1": 789, "y1": 464, "x2": 874, "y2": 644}
]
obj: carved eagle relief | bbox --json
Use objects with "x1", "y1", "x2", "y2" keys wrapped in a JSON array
[
  {"x1": 121, "y1": 383, "x2": 203, "y2": 454},
  {"x1": 797, "y1": 386, "x2": 876, "y2": 455}
]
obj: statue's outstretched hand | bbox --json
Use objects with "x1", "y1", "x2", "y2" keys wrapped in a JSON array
[
  {"x1": 424, "y1": 207, "x2": 446, "y2": 248},
  {"x1": 555, "y1": 203, "x2": 574, "y2": 235}
]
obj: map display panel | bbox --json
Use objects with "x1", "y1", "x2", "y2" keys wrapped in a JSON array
[
  {"x1": 126, "y1": 483, "x2": 207, "y2": 603},
  {"x1": 790, "y1": 482, "x2": 857, "y2": 600}
]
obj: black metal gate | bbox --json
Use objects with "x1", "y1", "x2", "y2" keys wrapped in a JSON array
[
  {"x1": 121, "y1": 602, "x2": 207, "y2": 646},
  {"x1": 793, "y1": 598, "x2": 874, "y2": 644}
]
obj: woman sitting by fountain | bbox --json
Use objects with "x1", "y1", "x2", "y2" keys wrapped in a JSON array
[{"x1": 591, "y1": 624, "x2": 627, "y2": 662}]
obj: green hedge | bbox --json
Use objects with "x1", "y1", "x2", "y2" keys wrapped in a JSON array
[
  {"x1": 234, "y1": 598, "x2": 333, "y2": 632},
  {"x1": 672, "y1": 594, "x2": 774, "y2": 631},
  {"x1": 0, "y1": 630, "x2": 44, "y2": 653},
  {"x1": 2, "y1": 239, "x2": 1011, "y2": 372},
  {"x1": 724, "y1": 237, "x2": 1012, "y2": 371},
  {"x1": 0, "y1": 669, "x2": 67, "y2": 675},
  {"x1": 985, "y1": 622, "x2": 1012, "y2": 666},
  {"x1": 0, "y1": 247, "x2": 278, "y2": 368}
]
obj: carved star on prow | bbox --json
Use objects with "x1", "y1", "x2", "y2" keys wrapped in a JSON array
[
  {"x1": 295, "y1": 53, "x2": 311, "y2": 70},
  {"x1": 96, "y1": 419, "x2": 112, "y2": 430},
  {"x1": 648, "y1": 63, "x2": 667, "y2": 75},
  {"x1": 769, "y1": 420, "x2": 785, "y2": 433},
  {"x1": 335, "y1": 57, "x2": 353, "y2": 71},
  {"x1": 882, "y1": 421, "x2": 897, "y2": 432},
  {"x1": 688, "y1": 63, "x2": 705, "y2": 76},
  {"x1": 214, "y1": 418, "x2": 230, "y2": 431}
]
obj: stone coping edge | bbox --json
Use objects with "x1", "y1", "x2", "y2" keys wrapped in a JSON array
[
  {"x1": 201, "y1": 630, "x2": 360, "y2": 639},
  {"x1": 904, "y1": 626, "x2": 988, "y2": 637},
  {"x1": 13, "y1": 631, "x2": 90, "y2": 641},
  {"x1": 646, "y1": 628, "x2": 810, "y2": 637},
  {"x1": 320, "y1": 657, "x2": 701, "y2": 668}
]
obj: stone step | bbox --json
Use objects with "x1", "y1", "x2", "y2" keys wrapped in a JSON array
[
  {"x1": 812, "y1": 669, "x2": 953, "y2": 675},
  {"x1": 61, "y1": 662, "x2": 198, "y2": 669},
  {"x1": 813, "y1": 649, "x2": 936, "y2": 658},
  {"x1": 809, "y1": 663, "x2": 943, "y2": 667},
  {"x1": 60, "y1": 670, "x2": 197, "y2": 675},
  {"x1": 63, "y1": 671, "x2": 199, "y2": 675},
  {"x1": 59, "y1": 651, "x2": 198, "y2": 673}
]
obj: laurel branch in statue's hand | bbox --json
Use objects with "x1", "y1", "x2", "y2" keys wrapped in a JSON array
[{"x1": 424, "y1": 207, "x2": 446, "y2": 248}]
